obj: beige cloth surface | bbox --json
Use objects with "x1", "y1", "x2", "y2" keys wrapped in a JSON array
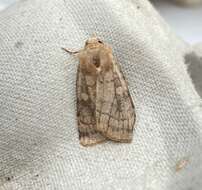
[{"x1": 0, "y1": 0, "x2": 202, "y2": 189}]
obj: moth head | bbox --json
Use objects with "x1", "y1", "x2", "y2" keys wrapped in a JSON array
[{"x1": 85, "y1": 37, "x2": 104, "y2": 48}]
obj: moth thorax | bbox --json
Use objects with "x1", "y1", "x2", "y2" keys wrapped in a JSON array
[{"x1": 92, "y1": 55, "x2": 100, "y2": 68}]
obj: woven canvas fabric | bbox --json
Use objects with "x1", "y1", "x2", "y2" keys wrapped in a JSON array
[{"x1": 0, "y1": 0, "x2": 202, "y2": 189}]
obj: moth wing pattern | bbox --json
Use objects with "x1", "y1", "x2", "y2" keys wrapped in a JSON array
[
  {"x1": 76, "y1": 65, "x2": 106, "y2": 146},
  {"x1": 96, "y1": 60, "x2": 136, "y2": 142}
]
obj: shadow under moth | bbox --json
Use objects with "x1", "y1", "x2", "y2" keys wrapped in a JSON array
[{"x1": 63, "y1": 36, "x2": 136, "y2": 146}]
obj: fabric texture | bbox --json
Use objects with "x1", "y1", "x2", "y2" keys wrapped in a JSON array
[{"x1": 0, "y1": 0, "x2": 202, "y2": 189}]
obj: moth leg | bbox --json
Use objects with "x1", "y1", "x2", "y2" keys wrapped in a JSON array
[{"x1": 61, "y1": 47, "x2": 79, "y2": 55}]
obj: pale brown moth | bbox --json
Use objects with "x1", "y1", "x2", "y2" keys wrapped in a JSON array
[{"x1": 62, "y1": 36, "x2": 136, "y2": 146}]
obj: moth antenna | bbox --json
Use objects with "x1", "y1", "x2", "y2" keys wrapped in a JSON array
[{"x1": 61, "y1": 47, "x2": 79, "y2": 55}]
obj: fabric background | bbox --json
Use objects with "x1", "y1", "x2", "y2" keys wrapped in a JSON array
[{"x1": 0, "y1": 0, "x2": 202, "y2": 189}]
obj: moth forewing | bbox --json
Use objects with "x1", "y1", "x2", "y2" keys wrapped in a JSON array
[
  {"x1": 95, "y1": 60, "x2": 135, "y2": 142},
  {"x1": 76, "y1": 65, "x2": 106, "y2": 146}
]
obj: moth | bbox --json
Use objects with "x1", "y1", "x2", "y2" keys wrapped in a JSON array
[{"x1": 63, "y1": 36, "x2": 136, "y2": 146}]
